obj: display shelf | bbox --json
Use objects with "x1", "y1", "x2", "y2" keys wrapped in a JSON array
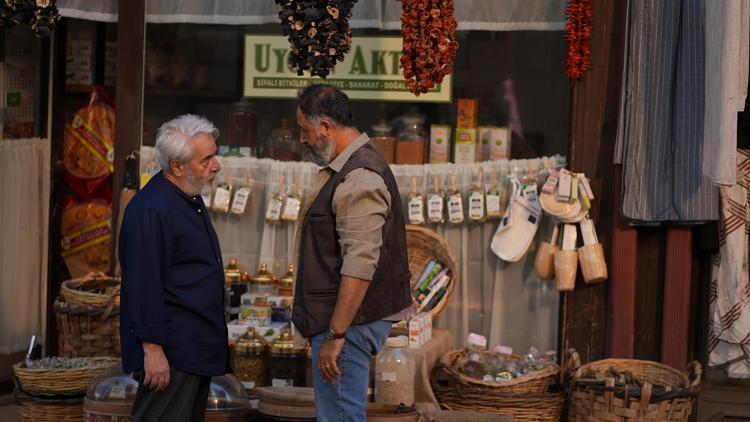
[{"x1": 144, "y1": 87, "x2": 238, "y2": 99}]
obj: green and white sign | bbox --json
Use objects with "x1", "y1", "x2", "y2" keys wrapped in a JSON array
[{"x1": 243, "y1": 34, "x2": 451, "y2": 102}]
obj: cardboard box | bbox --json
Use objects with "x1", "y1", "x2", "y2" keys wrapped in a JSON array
[
  {"x1": 453, "y1": 127, "x2": 476, "y2": 164},
  {"x1": 477, "y1": 126, "x2": 494, "y2": 162},
  {"x1": 429, "y1": 124, "x2": 451, "y2": 163},
  {"x1": 409, "y1": 316, "x2": 422, "y2": 348},
  {"x1": 456, "y1": 98, "x2": 478, "y2": 128},
  {"x1": 489, "y1": 126, "x2": 511, "y2": 160}
]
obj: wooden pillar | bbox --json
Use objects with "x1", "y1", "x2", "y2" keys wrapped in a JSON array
[
  {"x1": 661, "y1": 226, "x2": 693, "y2": 368},
  {"x1": 111, "y1": 0, "x2": 146, "y2": 271},
  {"x1": 561, "y1": 0, "x2": 627, "y2": 363},
  {"x1": 606, "y1": 168, "x2": 638, "y2": 358}
]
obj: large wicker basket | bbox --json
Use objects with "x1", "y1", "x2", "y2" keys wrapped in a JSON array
[
  {"x1": 60, "y1": 272, "x2": 120, "y2": 309},
  {"x1": 432, "y1": 361, "x2": 564, "y2": 422},
  {"x1": 405, "y1": 225, "x2": 457, "y2": 319},
  {"x1": 14, "y1": 388, "x2": 84, "y2": 422},
  {"x1": 567, "y1": 349, "x2": 702, "y2": 422},
  {"x1": 13, "y1": 357, "x2": 120, "y2": 396},
  {"x1": 55, "y1": 296, "x2": 120, "y2": 357}
]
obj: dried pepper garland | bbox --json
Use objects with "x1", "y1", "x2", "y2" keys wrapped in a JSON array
[
  {"x1": 564, "y1": 0, "x2": 592, "y2": 81},
  {"x1": 275, "y1": 0, "x2": 358, "y2": 78},
  {"x1": 400, "y1": 0, "x2": 458, "y2": 96},
  {"x1": 0, "y1": 0, "x2": 60, "y2": 37}
]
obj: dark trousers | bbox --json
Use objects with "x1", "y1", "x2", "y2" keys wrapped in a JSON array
[{"x1": 132, "y1": 367, "x2": 211, "y2": 422}]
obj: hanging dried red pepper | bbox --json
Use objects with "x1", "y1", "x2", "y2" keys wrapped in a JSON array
[
  {"x1": 564, "y1": 0, "x2": 592, "y2": 81},
  {"x1": 400, "y1": 0, "x2": 458, "y2": 95}
]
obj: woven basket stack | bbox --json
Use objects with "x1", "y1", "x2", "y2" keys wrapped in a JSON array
[
  {"x1": 56, "y1": 272, "x2": 121, "y2": 357},
  {"x1": 13, "y1": 356, "x2": 120, "y2": 422}
]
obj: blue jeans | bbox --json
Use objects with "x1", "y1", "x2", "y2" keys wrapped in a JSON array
[{"x1": 310, "y1": 320, "x2": 392, "y2": 422}]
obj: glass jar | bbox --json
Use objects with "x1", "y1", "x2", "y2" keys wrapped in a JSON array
[
  {"x1": 267, "y1": 118, "x2": 301, "y2": 161},
  {"x1": 228, "y1": 99, "x2": 257, "y2": 152},
  {"x1": 305, "y1": 343, "x2": 314, "y2": 387},
  {"x1": 233, "y1": 327, "x2": 268, "y2": 391},
  {"x1": 224, "y1": 259, "x2": 247, "y2": 321},
  {"x1": 277, "y1": 264, "x2": 295, "y2": 298},
  {"x1": 250, "y1": 263, "x2": 279, "y2": 296},
  {"x1": 375, "y1": 336, "x2": 415, "y2": 406},
  {"x1": 396, "y1": 115, "x2": 426, "y2": 165},
  {"x1": 268, "y1": 328, "x2": 307, "y2": 388},
  {"x1": 370, "y1": 120, "x2": 396, "y2": 163}
]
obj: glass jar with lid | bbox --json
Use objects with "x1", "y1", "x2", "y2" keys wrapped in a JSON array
[
  {"x1": 370, "y1": 120, "x2": 396, "y2": 163},
  {"x1": 228, "y1": 99, "x2": 258, "y2": 154},
  {"x1": 268, "y1": 328, "x2": 307, "y2": 388},
  {"x1": 395, "y1": 114, "x2": 426, "y2": 165},
  {"x1": 375, "y1": 335, "x2": 415, "y2": 406},
  {"x1": 233, "y1": 327, "x2": 268, "y2": 392},
  {"x1": 83, "y1": 372, "x2": 138, "y2": 419},
  {"x1": 224, "y1": 259, "x2": 247, "y2": 321},
  {"x1": 277, "y1": 264, "x2": 295, "y2": 298},
  {"x1": 206, "y1": 374, "x2": 253, "y2": 419},
  {"x1": 267, "y1": 118, "x2": 301, "y2": 161},
  {"x1": 250, "y1": 263, "x2": 279, "y2": 296}
]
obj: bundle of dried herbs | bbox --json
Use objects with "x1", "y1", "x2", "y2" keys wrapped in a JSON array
[
  {"x1": 400, "y1": 0, "x2": 458, "y2": 95},
  {"x1": 275, "y1": 0, "x2": 358, "y2": 78},
  {"x1": 0, "y1": 0, "x2": 60, "y2": 37}
]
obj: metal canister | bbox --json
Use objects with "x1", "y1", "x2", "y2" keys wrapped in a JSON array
[{"x1": 251, "y1": 263, "x2": 279, "y2": 296}]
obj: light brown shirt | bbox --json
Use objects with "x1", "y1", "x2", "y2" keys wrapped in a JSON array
[{"x1": 296, "y1": 133, "x2": 391, "y2": 281}]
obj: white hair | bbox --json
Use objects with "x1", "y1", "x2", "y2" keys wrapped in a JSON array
[{"x1": 155, "y1": 114, "x2": 219, "y2": 174}]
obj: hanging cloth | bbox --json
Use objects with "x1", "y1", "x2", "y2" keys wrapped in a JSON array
[
  {"x1": 709, "y1": 149, "x2": 750, "y2": 379},
  {"x1": 614, "y1": 0, "x2": 719, "y2": 222}
]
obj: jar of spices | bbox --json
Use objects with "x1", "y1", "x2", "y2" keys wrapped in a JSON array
[
  {"x1": 266, "y1": 118, "x2": 301, "y2": 161},
  {"x1": 395, "y1": 115, "x2": 426, "y2": 165},
  {"x1": 250, "y1": 264, "x2": 279, "y2": 296},
  {"x1": 233, "y1": 327, "x2": 268, "y2": 392},
  {"x1": 224, "y1": 259, "x2": 247, "y2": 321},
  {"x1": 304, "y1": 343, "x2": 314, "y2": 387},
  {"x1": 370, "y1": 120, "x2": 396, "y2": 163},
  {"x1": 277, "y1": 264, "x2": 295, "y2": 298},
  {"x1": 268, "y1": 328, "x2": 306, "y2": 388},
  {"x1": 375, "y1": 336, "x2": 415, "y2": 406},
  {"x1": 228, "y1": 99, "x2": 257, "y2": 153}
]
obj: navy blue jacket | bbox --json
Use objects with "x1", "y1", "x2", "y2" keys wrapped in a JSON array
[{"x1": 119, "y1": 172, "x2": 229, "y2": 376}]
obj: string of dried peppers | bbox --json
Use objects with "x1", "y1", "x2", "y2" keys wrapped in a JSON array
[
  {"x1": 400, "y1": 0, "x2": 458, "y2": 95},
  {"x1": 275, "y1": 0, "x2": 358, "y2": 78},
  {"x1": 564, "y1": 0, "x2": 592, "y2": 81}
]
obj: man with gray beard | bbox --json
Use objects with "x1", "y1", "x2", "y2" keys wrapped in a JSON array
[
  {"x1": 292, "y1": 84, "x2": 412, "y2": 421},
  {"x1": 119, "y1": 114, "x2": 229, "y2": 421}
]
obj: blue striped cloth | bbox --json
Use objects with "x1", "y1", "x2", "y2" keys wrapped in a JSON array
[{"x1": 615, "y1": 0, "x2": 719, "y2": 222}]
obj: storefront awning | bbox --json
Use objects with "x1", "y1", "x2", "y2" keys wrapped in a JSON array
[{"x1": 56, "y1": 0, "x2": 565, "y2": 31}]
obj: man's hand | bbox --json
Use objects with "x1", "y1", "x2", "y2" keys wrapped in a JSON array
[
  {"x1": 142, "y1": 342, "x2": 170, "y2": 391},
  {"x1": 317, "y1": 337, "x2": 345, "y2": 383}
]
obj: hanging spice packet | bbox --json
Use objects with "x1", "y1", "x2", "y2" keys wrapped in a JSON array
[
  {"x1": 427, "y1": 176, "x2": 445, "y2": 224},
  {"x1": 468, "y1": 171, "x2": 486, "y2": 222},
  {"x1": 231, "y1": 170, "x2": 253, "y2": 216},
  {"x1": 281, "y1": 176, "x2": 304, "y2": 222},
  {"x1": 212, "y1": 172, "x2": 233, "y2": 213},
  {"x1": 447, "y1": 175, "x2": 464, "y2": 224},
  {"x1": 486, "y1": 171, "x2": 502, "y2": 220},
  {"x1": 407, "y1": 177, "x2": 425, "y2": 225},
  {"x1": 265, "y1": 175, "x2": 285, "y2": 225}
]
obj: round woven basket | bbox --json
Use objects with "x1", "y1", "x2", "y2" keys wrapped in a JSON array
[
  {"x1": 14, "y1": 388, "x2": 84, "y2": 422},
  {"x1": 13, "y1": 357, "x2": 120, "y2": 396},
  {"x1": 567, "y1": 349, "x2": 702, "y2": 422},
  {"x1": 431, "y1": 361, "x2": 564, "y2": 422},
  {"x1": 54, "y1": 297, "x2": 120, "y2": 358},
  {"x1": 438, "y1": 349, "x2": 560, "y2": 393},
  {"x1": 60, "y1": 272, "x2": 120, "y2": 309},
  {"x1": 405, "y1": 225, "x2": 457, "y2": 319}
]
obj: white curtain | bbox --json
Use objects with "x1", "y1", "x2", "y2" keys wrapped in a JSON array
[
  {"x1": 140, "y1": 146, "x2": 563, "y2": 353},
  {"x1": 0, "y1": 138, "x2": 50, "y2": 354},
  {"x1": 57, "y1": 0, "x2": 565, "y2": 31}
]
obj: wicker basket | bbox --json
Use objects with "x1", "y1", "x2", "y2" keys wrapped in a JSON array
[
  {"x1": 14, "y1": 388, "x2": 84, "y2": 422},
  {"x1": 60, "y1": 272, "x2": 120, "y2": 309},
  {"x1": 566, "y1": 349, "x2": 702, "y2": 422},
  {"x1": 405, "y1": 225, "x2": 458, "y2": 319},
  {"x1": 432, "y1": 362, "x2": 564, "y2": 422},
  {"x1": 55, "y1": 297, "x2": 120, "y2": 357},
  {"x1": 438, "y1": 349, "x2": 560, "y2": 393},
  {"x1": 13, "y1": 357, "x2": 120, "y2": 396}
]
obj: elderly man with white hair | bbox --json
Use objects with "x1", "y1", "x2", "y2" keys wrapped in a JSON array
[{"x1": 119, "y1": 114, "x2": 228, "y2": 421}]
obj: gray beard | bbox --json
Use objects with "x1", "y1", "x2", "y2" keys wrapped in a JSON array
[
  {"x1": 184, "y1": 169, "x2": 215, "y2": 197},
  {"x1": 305, "y1": 137, "x2": 337, "y2": 167}
]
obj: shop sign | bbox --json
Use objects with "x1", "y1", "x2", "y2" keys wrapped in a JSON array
[{"x1": 243, "y1": 34, "x2": 451, "y2": 102}]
